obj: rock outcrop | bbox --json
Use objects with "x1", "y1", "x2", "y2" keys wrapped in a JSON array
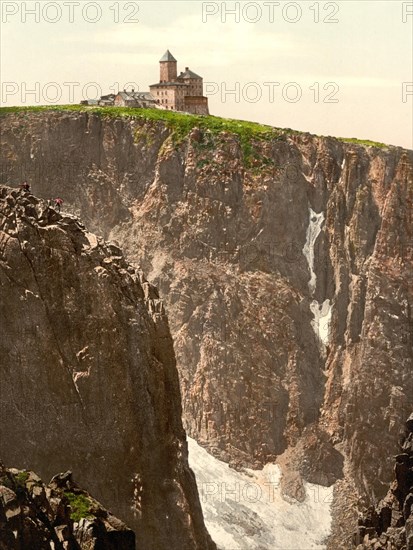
[
  {"x1": 1, "y1": 108, "x2": 412, "y2": 544},
  {"x1": 352, "y1": 413, "x2": 413, "y2": 550},
  {"x1": 0, "y1": 463, "x2": 135, "y2": 550},
  {"x1": 0, "y1": 185, "x2": 215, "y2": 550}
]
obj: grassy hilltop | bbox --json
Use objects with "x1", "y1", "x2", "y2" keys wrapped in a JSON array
[{"x1": 0, "y1": 104, "x2": 390, "y2": 150}]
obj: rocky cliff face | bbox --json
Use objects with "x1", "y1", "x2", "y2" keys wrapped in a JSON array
[
  {"x1": 352, "y1": 413, "x2": 413, "y2": 550},
  {"x1": 0, "y1": 464, "x2": 135, "y2": 550},
  {"x1": 0, "y1": 185, "x2": 215, "y2": 550},
  {"x1": 1, "y1": 109, "x2": 412, "y2": 545}
]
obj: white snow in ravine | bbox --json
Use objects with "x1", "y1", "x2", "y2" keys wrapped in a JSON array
[
  {"x1": 188, "y1": 438, "x2": 333, "y2": 550},
  {"x1": 302, "y1": 209, "x2": 325, "y2": 295},
  {"x1": 310, "y1": 299, "x2": 332, "y2": 346},
  {"x1": 302, "y1": 208, "x2": 333, "y2": 345}
]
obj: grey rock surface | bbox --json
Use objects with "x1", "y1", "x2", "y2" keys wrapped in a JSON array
[
  {"x1": 1, "y1": 110, "x2": 412, "y2": 545},
  {"x1": 0, "y1": 185, "x2": 215, "y2": 550}
]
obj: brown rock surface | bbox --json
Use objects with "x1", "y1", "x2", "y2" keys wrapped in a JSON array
[
  {"x1": 1, "y1": 109, "x2": 412, "y2": 543},
  {"x1": 0, "y1": 185, "x2": 215, "y2": 550},
  {"x1": 0, "y1": 463, "x2": 135, "y2": 550},
  {"x1": 352, "y1": 414, "x2": 413, "y2": 550}
]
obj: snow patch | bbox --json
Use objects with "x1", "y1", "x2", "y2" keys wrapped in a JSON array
[
  {"x1": 302, "y1": 209, "x2": 325, "y2": 295},
  {"x1": 302, "y1": 209, "x2": 333, "y2": 345},
  {"x1": 310, "y1": 300, "x2": 332, "y2": 345},
  {"x1": 188, "y1": 438, "x2": 333, "y2": 550}
]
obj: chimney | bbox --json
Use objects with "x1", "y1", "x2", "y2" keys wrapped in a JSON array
[{"x1": 185, "y1": 67, "x2": 189, "y2": 71}]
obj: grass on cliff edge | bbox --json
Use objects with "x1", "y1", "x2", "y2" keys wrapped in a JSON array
[
  {"x1": 64, "y1": 491, "x2": 94, "y2": 522},
  {"x1": 0, "y1": 104, "x2": 281, "y2": 139},
  {"x1": 338, "y1": 136, "x2": 388, "y2": 149},
  {"x1": 0, "y1": 104, "x2": 286, "y2": 167},
  {"x1": 0, "y1": 104, "x2": 390, "y2": 149}
]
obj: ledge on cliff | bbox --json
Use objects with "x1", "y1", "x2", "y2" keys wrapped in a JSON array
[{"x1": 0, "y1": 463, "x2": 135, "y2": 550}]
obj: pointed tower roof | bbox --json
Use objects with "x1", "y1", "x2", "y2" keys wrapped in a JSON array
[{"x1": 160, "y1": 50, "x2": 177, "y2": 62}]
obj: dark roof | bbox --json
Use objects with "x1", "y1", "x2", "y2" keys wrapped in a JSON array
[
  {"x1": 80, "y1": 99, "x2": 99, "y2": 105},
  {"x1": 179, "y1": 68, "x2": 202, "y2": 80},
  {"x1": 149, "y1": 82, "x2": 187, "y2": 88},
  {"x1": 116, "y1": 91, "x2": 156, "y2": 102},
  {"x1": 134, "y1": 92, "x2": 154, "y2": 100},
  {"x1": 159, "y1": 50, "x2": 177, "y2": 63}
]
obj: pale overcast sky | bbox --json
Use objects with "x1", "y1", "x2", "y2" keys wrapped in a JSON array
[{"x1": 1, "y1": 1, "x2": 412, "y2": 148}]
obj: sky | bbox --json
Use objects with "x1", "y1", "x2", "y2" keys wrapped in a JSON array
[{"x1": 1, "y1": 0, "x2": 412, "y2": 148}]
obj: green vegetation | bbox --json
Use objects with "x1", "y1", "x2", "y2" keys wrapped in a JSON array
[
  {"x1": 196, "y1": 158, "x2": 212, "y2": 169},
  {"x1": 0, "y1": 471, "x2": 29, "y2": 496},
  {"x1": 0, "y1": 105, "x2": 285, "y2": 166},
  {"x1": 64, "y1": 491, "x2": 93, "y2": 522},
  {"x1": 14, "y1": 471, "x2": 29, "y2": 487},
  {"x1": 0, "y1": 105, "x2": 394, "y2": 151},
  {"x1": 0, "y1": 104, "x2": 279, "y2": 138},
  {"x1": 134, "y1": 124, "x2": 158, "y2": 147},
  {"x1": 338, "y1": 136, "x2": 388, "y2": 149}
]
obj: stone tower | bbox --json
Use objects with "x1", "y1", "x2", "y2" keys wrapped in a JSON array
[
  {"x1": 159, "y1": 50, "x2": 177, "y2": 83},
  {"x1": 150, "y1": 50, "x2": 209, "y2": 114}
]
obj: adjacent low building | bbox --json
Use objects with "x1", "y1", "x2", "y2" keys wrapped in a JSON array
[
  {"x1": 114, "y1": 91, "x2": 158, "y2": 108},
  {"x1": 81, "y1": 94, "x2": 116, "y2": 107},
  {"x1": 80, "y1": 50, "x2": 209, "y2": 115}
]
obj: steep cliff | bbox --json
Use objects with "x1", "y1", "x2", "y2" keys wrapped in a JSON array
[
  {"x1": 0, "y1": 464, "x2": 135, "y2": 549},
  {"x1": 0, "y1": 185, "x2": 215, "y2": 550},
  {"x1": 1, "y1": 107, "x2": 412, "y2": 545},
  {"x1": 352, "y1": 413, "x2": 413, "y2": 549}
]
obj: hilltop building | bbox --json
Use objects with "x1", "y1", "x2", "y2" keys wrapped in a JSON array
[
  {"x1": 80, "y1": 94, "x2": 116, "y2": 107},
  {"x1": 81, "y1": 50, "x2": 209, "y2": 115},
  {"x1": 149, "y1": 50, "x2": 209, "y2": 114}
]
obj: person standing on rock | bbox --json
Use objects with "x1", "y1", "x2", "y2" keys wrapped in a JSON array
[
  {"x1": 54, "y1": 198, "x2": 63, "y2": 212},
  {"x1": 19, "y1": 181, "x2": 30, "y2": 192}
]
